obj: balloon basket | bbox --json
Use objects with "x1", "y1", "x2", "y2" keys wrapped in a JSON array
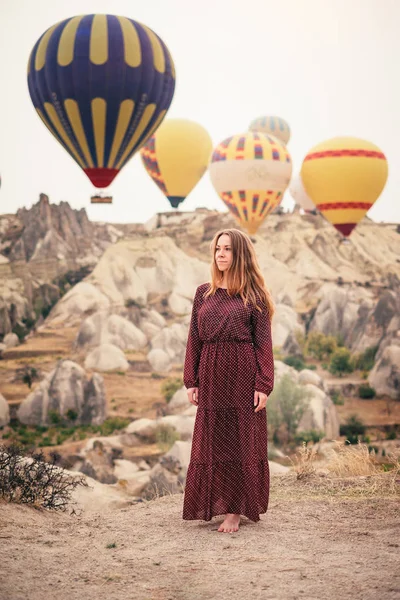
[{"x1": 90, "y1": 191, "x2": 113, "y2": 204}]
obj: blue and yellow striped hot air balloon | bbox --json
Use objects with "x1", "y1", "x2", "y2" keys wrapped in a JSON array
[{"x1": 27, "y1": 15, "x2": 176, "y2": 189}]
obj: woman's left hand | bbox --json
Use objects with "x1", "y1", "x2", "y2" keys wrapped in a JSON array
[{"x1": 254, "y1": 390, "x2": 268, "y2": 412}]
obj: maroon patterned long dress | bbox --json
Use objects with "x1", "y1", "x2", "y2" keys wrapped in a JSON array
[{"x1": 182, "y1": 282, "x2": 274, "y2": 523}]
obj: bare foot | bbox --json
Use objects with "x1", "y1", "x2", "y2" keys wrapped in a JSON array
[{"x1": 217, "y1": 513, "x2": 240, "y2": 533}]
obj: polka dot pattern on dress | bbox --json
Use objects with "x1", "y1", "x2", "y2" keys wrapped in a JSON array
[{"x1": 182, "y1": 282, "x2": 274, "y2": 523}]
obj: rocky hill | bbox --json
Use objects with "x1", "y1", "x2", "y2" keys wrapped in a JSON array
[
  {"x1": 0, "y1": 197, "x2": 399, "y2": 537},
  {"x1": 37, "y1": 204, "x2": 400, "y2": 398},
  {"x1": 0, "y1": 194, "x2": 128, "y2": 338}
]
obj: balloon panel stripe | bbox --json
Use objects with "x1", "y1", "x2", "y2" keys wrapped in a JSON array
[
  {"x1": 115, "y1": 103, "x2": 156, "y2": 169},
  {"x1": 90, "y1": 15, "x2": 108, "y2": 65},
  {"x1": 35, "y1": 22, "x2": 61, "y2": 70},
  {"x1": 305, "y1": 150, "x2": 386, "y2": 160},
  {"x1": 43, "y1": 102, "x2": 86, "y2": 168},
  {"x1": 64, "y1": 99, "x2": 94, "y2": 167},
  {"x1": 107, "y1": 99, "x2": 135, "y2": 167},
  {"x1": 117, "y1": 17, "x2": 141, "y2": 67},
  {"x1": 57, "y1": 16, "x2": 83, "y2": 66},
  {"x1": 318, "y1": 202, "x2": 373, "y2": 210}
]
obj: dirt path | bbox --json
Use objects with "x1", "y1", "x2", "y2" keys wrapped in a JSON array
[{"x1": 1, "y1": 479, "x2": 399, "y2": 600}]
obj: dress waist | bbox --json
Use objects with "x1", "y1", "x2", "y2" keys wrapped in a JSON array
[{"x1": 203, "y1": 339, "x2": 253, "y2": 345}]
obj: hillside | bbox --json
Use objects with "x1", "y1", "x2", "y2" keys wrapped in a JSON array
[{"x1": 0, "y1": 197, "x2": 399, "y2": 509}]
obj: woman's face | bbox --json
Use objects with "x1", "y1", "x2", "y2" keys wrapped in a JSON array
[{"x1": 215, "y1": 234, "x2": 233, "y2": 272}]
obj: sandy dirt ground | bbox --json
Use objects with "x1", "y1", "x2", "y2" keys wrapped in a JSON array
[{"x1": 1, "y1": 477, "x2": 399, "y2": 600}]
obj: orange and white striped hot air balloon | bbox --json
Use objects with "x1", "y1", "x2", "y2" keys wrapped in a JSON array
[{"x1": 301, "y1": 137, "x2": 388, "y2": 237}]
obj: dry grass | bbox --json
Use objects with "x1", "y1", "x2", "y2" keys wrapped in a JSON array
[
  {"x1": 326, "y1": 441, "x2": 382, "y2": 477},
  {"x1": 276, "y1": 440, "x2": 400, "y2": 502}
]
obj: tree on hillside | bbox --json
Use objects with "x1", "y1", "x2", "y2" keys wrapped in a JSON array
[{"x1": 268, "y1": 374, "x2": 311, "y2": 446}]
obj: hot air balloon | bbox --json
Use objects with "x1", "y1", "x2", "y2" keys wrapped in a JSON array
[
  {"x1": 27, "y1": 15, "x2": 176, "y2": 193},
  {"x1": 249, "y1": 116, "x2": 290, "y2": 145},
  {"x1": 289, "y1": 173, "x2": 316, "y2": 213},
  {"x1": 209, "y1": 132, "x2": 292, "y2": 235},
  {"x1": 140, "y1": 119, "x2": 212, "y2": 209},
  {"x1": 301, "y1": 137, "x2": 388, "y2": 237}
]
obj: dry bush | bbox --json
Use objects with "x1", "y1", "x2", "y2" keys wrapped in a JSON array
[
  {"x1": 289, "y1": 442, "x2": 318, "y2": 480},
  {"x1": 326, "y1": 441, "x2": 382, "y2": 477},
  {"x1": 0, "y1": 442, "x2": 88, "y2": 511}
]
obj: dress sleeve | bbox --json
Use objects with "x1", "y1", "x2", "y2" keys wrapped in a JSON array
[
  {"x1": 251, "y1": 299, "x2": 274, "y2": 396},
  {"x1": 183, "y1": 286, "x2": 203, "y2": 389}
]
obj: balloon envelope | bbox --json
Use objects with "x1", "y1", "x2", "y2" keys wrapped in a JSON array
[
  {"x1": 209, "y1": 131, "x2": 292, "y2": 234},
  {"x1": 249, "y1": 116, "x2": 290, "y2": 145},
  {"x1": 301, "y1": 137, "x2": 388, "y2": 236},
  {"x1": 140, "y1": 119, "x2": 212, "y2": 208},
  {"x1": 289, "y1": 173, "x2": 316, "y2": 212},
  {"x1": 27, "y1": 15, "x2": 176, "y2": 188}
]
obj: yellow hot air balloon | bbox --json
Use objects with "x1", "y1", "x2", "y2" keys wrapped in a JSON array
[
  {"x1": 140, "y1": 119, "x2": 212, "y2": 208},
  {"x1": 209, "y1": 132, "x2": 292, "y2": 234},
  {"x1": 289, "y1": 173, "x2": 316, "y2": 213},
  {"x1": 249, "y1": 116, "x2": 290, "y2": 145},
  {"x1": 301, "y1": 137, "x2": 388, "y2": 237}
]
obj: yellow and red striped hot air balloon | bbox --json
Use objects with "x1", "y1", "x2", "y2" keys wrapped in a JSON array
[
  {"x1": 249, "y1": 116, "x2": 290, "y2": 145},
  {"x1": 209, "y1": 132, "x2": 292, "y2": 235},
  {"x1": 140, "y1": 119, "x2": 212, "y2": 209},
  {"x1": 301, "y1": 137, "x2": 388, "y2": 237}
]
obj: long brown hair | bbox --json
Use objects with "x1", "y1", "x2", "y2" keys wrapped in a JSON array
[{"x1": 204, "y1": 228, "x2": 275, "y2": 317}]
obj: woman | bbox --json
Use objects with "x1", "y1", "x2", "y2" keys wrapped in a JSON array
[{"x1": 182, "y1": 228, "x2": 275, "y2": 533}]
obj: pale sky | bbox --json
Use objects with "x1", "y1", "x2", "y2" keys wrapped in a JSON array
[{"x1": 0, "y1": 0, "x2": 399, "y2": 224}]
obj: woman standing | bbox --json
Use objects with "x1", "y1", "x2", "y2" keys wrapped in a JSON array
[{"x1": 182, "y1": 228, "x2": 275, "y2": 532}]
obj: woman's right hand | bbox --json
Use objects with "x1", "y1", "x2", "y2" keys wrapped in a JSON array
[{"x1": 187, "y1": 387, "x2": 199, "y2": 406}]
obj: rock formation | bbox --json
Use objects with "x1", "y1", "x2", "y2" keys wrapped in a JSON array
[{"x1": 17, "y1": 359, "x2": 107, "y2": 426}]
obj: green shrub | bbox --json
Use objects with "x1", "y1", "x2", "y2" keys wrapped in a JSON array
[
  {"x1": 386, "y1": 430, "x2": 397, "y2": 440},
  {"x1": 358, "y1": 384, "x2": 376, "y2": 399},
  {"x1": 306, "y1": 331, "x2": 337, "y2": 361},
  {"x1": 161, "y1": 377, "x2": 183, "y2": 403},
  {"x1": 15, "y1": 365, "x2": 39, "y2": 389},
  {"x1": 352, "y1": 346, "x2": 379, "y2": 372},
  {"x1": 330, "y1": 389, "x2": 345, "y2": 405},
  {"x1": 39, "y1": 436, "x2": 54, "y2": 447},
  {"x1": 329, "y1": 348, "x2": 354, "y2": 376},
  {"x1": 340, "y1": 415, "x2": 366, "y2": 444},
  {"x1": 66, "y1": 409, "x2": 78, "y2": 422},
  {"x1": 283, "y1": 356, "x2": 306, "y2": 371},
  {"x1": 155, "y1": 424, "x2": 180, "y2": 451},
  {"x1": 94, "y1": 417, "x2": 130, "y2": 436},
  {"x1": 12, "y1": 322, "x2": 28, "y2": 343},
  {"x1": 151, "y1": 372, "x2": 164, "y2": 379},
  {"x1": 48, "y1": 410, "x2": 62, "y2": 426},
  {"x1": 294, "y1": 429, "x2": 324, "y2": 445}
]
